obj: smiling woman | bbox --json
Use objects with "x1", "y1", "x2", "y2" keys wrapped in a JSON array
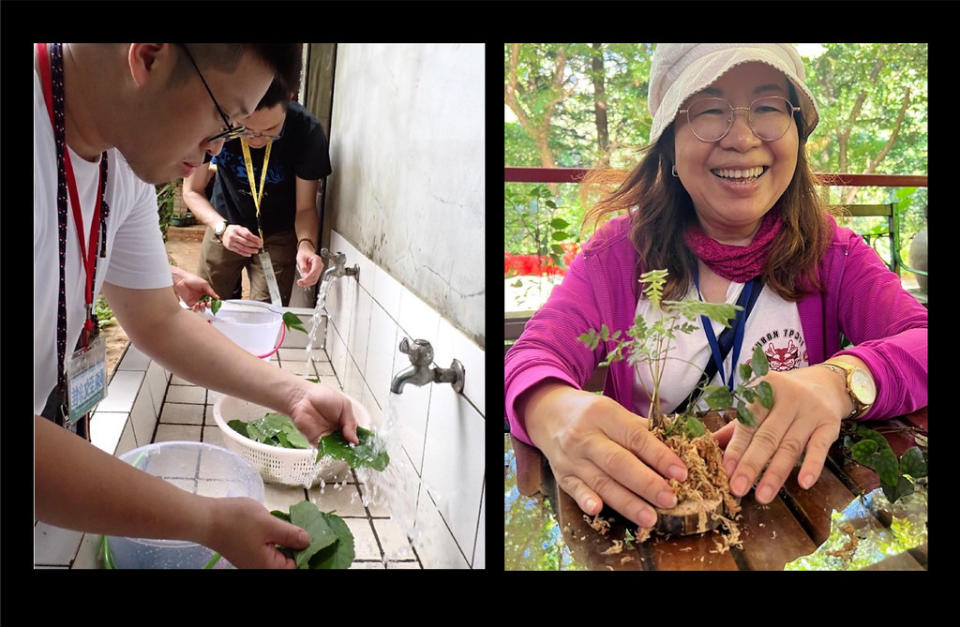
[{"x1": 504, "y1": 43, "x2": 927, "y2": 538}]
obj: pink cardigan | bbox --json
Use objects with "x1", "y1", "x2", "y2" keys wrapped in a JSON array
[{"x1": 505, "y1": 214, "x2": 928, "y2": 445}]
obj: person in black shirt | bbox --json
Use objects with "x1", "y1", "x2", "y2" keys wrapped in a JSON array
[{"x1": 184, "y1": 78, "x2": 331, "y2": 305}]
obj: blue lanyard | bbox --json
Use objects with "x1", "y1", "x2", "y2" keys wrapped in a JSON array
[{"x1": 692, "y1": 264, "x2": 753, "y2": 391}]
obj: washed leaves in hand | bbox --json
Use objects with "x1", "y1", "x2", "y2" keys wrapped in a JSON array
[
  {"x1": 317, "y1": 426, "x2": 389, "y2": 471},
  {"x1": 270, "y1": 501, "x2": 355, "y2": 569},
  {"x1": 228, "y1": 413, "x2": 311, "y2": 449},
  {"x1": 198, "y1": 295, "x2": 222, "y2": 315},
  {"x1": 282, "y1": 312, "x2": 307, "y2": 334}
]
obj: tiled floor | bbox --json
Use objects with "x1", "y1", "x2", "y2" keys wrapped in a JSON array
[{"x1": 80, "y1": 345, "x2": 422, "y2": 569}]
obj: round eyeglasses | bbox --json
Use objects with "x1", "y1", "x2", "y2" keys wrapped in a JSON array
[
  {"x1": 176, "y1": 44, "x2": 247, "y2": 144},
  {"x1": 241, "y1": 124, "x2": 284, "y2": 142},
  {"x1": 678, "y1": 96, "x2": 801, "y2": 143}
]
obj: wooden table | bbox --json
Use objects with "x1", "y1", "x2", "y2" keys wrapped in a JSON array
[{"x1": 510, "y1": 408, "x2": 927, "y2": 571}]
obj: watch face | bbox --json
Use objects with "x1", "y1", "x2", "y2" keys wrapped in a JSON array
[{"x1": 850, "y1": 369, "x2": 877, "y2": 404}]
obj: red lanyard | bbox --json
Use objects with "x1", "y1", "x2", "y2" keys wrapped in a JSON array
[{"x1": 37, "y1": 42, "x2": 104, "y2": 345}]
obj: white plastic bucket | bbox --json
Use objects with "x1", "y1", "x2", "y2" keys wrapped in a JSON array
[{"x1": 203, "y1": 299, "x2": 284, "y2": 359}]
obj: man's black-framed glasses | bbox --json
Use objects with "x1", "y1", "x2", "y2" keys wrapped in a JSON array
[{"x1": 176, "y1": 43, "x2": 246, "y2": 144}]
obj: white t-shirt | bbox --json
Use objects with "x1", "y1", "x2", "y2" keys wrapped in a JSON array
[
  {"x1": 633, "y1": 279, "x2": 809, "y2": 415},
  {"x1": 34, "y1": 69, "x2": 173, "y2": 415}
]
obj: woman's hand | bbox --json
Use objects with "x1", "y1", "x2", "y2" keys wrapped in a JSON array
[
  {"x1": 717, "y1": 359, "x2": 863, "y2": 504},
  {"x1": 521, "y1": 381, "x2": 688, "y2": 528},
  {"x1": 201, "y1": 496, "x2": 310, "y2": 569},
  {"x1": 171, "y1": 266, "x2": 219, "y2": 309},
  {"x1": 285, "y1": 379, "x2": 360, "y2": 446}
]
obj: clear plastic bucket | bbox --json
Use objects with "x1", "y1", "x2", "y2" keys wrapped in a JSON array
[{"x1": 106, "y1": 441, "x2": 265, "y2": 569}]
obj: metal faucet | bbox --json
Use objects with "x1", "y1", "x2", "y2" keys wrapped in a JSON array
[
  {"x1": 319, "y1": 248, "x2": 359, "y2": 285},
  {"x1": 390, "y1": 337, "x2": 465, "y2": 394}
]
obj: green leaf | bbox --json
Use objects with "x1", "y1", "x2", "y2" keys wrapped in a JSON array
[
  {"x1": 740, "y1": 387, "x2": 756, "y2": 404},
  {"x1": 850, "y1": 439, "x2": 879, "y2": 465},
  {"x1": 510, "y1": 279, "x2": 523, "y2": 288},
  {"x1": 755, "y1": 381, "x2": 774, "y2": 410},
  {"x1": 683, "y1": 416, "x2": 706, "y2": 438},
  {"x1": 881, "y1": 482, "x2": 902, "y2": 504},
  {"x1": 551, "y1": 231, "x2": 569, "y2": 241},
  {"x1": 736, "y1": 400, "x2": 757, "y2": 427},
  {"x1": 751, "y1": 345, "x2": 769, "y2": 376},
  {"x1": 288, "y1": 501, "x2": 340, "y2": 569},
  {"x1": 873, "y1": 449, "x2": 900, "y2": 487},
  {"x1": 227, "y1": 420, "x2": 249, "y2": 438},
  {"x1": 701, "y1": 385, "x2": 734, "y2": 410},
  {"x1": 550, "y1": 217, "x2": 570, "y2": 230},
  {"x1": 317, "y1": 426, "x2": 390, "y2": 471},
  {"x1": 577, "y1": 329, "x2": 600, "y2": 350},
  {"x1": 738, "y1": 363, "x2": 753, "y2": 383},
  {"x1": 281, "y1": 423, "x2": 312, "y2": 449},
  {"x1": 199, "y1": 294, "x2": 223, "y2": 315},
  {"x1": 232, "y1": 413, "x2": 311, "y2": 449},
  {"x1": 900, "y1": 446, "x2": 927, "y2": 478},
  {"x1": 283, "y1": 311, "x2": 307, "y2": 335},
  {"x1": 308, "y1": 512, "x2": 355, "y2": 569},
  {"x1": 550, "y1": 244, "x2": 565, "y2": 255}
]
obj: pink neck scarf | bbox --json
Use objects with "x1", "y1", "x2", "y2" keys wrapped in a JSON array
[{"x1": 683, "y1": 209, "x2": 783, "y2": 283}]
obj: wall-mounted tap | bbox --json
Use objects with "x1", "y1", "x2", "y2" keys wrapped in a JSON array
[
  {"x1": 390, "y1": 337, "x2": 465, "y2": 394},
  {"x1": 319, "y1": 248, "x2": 359, "y2": 285}
]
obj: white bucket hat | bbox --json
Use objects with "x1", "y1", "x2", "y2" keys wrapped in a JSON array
[{"x1": 647, "y1": 43, "x2": 819, "y2": 147}]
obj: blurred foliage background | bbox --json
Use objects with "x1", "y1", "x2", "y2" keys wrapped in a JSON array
[{"x1": 504, "y1": 43, "x2": 928, "y2": 275}]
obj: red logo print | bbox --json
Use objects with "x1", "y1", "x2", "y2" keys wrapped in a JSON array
[{"x1": 764, "y1": 340, "x2": 802, "y2": 372}]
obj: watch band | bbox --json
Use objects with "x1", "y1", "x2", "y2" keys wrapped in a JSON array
[{"x1": 213, "y1": 220, "x2": 228, "y2": 241}]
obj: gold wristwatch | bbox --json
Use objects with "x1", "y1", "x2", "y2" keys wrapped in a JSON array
[{"x1": 819, "y1": 358, "x2": 877, "y2": 419}]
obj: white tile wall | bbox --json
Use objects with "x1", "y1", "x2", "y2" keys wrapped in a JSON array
[
  {"x1": 116, "y1": 344, "x2": 150, "y2": 371},
  {"x1": 421, "y1": 385, "x2": 485, "y2": 556},
  {"x1": 323, "y1": 230, "x2": 485, "y2": 569},
  {"x1": 145, "y1": 360, "x2": 169, "y2": 416},
  {"x1": 98, "y1": 370, "x2": 144, "y2": 413},
  {"x1": 364, "y1": 304, "x2": 399, "y2": 409},
  {"x1": 347, "y1": 288, "x2": 373, "y2": 374},
  {"x1": 473, "y1": 488, "x2": 485, "y2": 569},
  {"x1": 433, "y1": 316, "x2": 485, "y2": 416},
  {"x1": 130, "y1": 379, "x2": 159, "y2": 447},
  {"x1": 413, "y1": 493, "x2": 469, "y2": 569},
  {"x1": 90, "y1": 411, "x2": 129, "y2": 455},
  {"x1": 387, "y1": 383, "x2": 431, "y2": 475}
]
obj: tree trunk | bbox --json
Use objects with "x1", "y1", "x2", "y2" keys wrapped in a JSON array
[
  {"x1": 591, "y1": 43, "x2": 609, "y2": 165},
  {"x1": 504, "y1": 44, "x2": 569, "y2": 193}
]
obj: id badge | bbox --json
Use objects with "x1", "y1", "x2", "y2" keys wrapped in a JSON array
[{"x1": 65, "y1": 333, "x2": 107, "y2": 423}]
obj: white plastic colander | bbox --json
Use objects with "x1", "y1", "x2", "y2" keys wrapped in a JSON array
[{"x1": 213, "y1": 394, "x2": 371, "y2": 488}]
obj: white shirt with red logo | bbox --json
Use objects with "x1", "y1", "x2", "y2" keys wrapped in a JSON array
[{"x1": 632, "y1": 280, "x2": 807, "y2": 416}]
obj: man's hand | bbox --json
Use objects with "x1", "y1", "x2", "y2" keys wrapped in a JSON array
[
  {"x1": 296, "y1": 249, "x2": 324, "y2": 287},
  {"x1": 222, "y1": 225, "x2": 263, "y2": 257},
  {"x1": 285, "y1": 379, "x2": 360, "y2": 446},
  {"x1": 171, "y1": 266, "x2": 219, "y2": 309},
  {"x1": 201, "y1": 497, "x2": 310, "y2": 569}
]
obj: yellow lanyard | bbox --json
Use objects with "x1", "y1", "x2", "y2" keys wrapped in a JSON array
[{"x1": 240, "y1": 137, "x2": 273, "y2": 243}]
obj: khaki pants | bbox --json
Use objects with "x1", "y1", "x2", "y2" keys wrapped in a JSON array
[{"x1": 197, "y1": 227, "x2": 298, "y2": 306}]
